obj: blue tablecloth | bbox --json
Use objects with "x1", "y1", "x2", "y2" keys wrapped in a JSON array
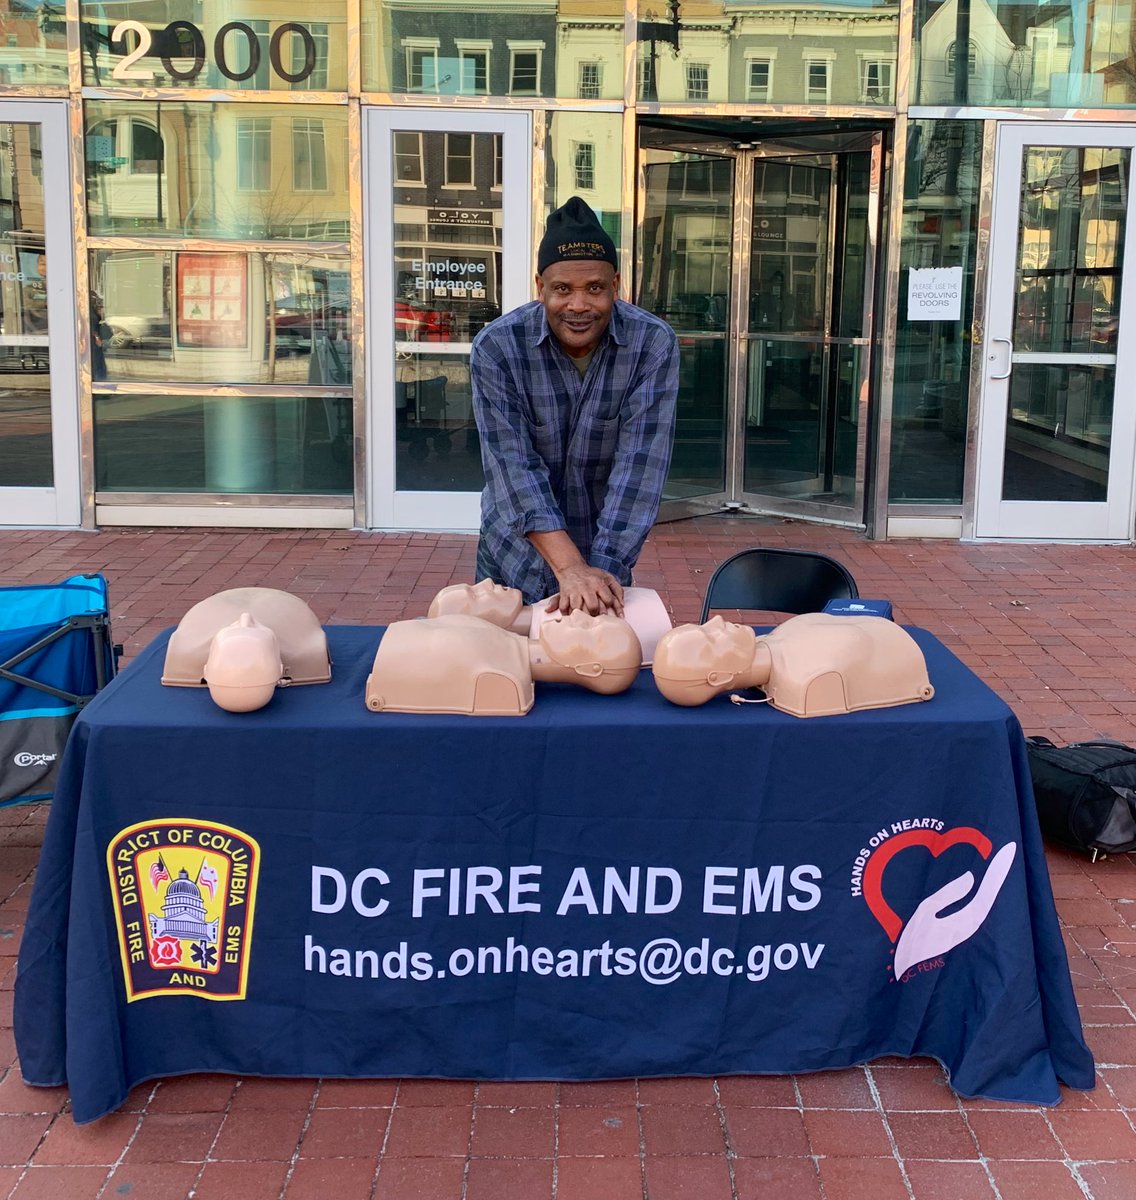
[{"x1": 15, "y1": 625, "x2": 1094, "y2": 1123}]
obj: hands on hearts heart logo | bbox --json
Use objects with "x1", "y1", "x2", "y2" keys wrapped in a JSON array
[{"x1": 850, "y1": 822, "x2": 1017, "y2": 981}]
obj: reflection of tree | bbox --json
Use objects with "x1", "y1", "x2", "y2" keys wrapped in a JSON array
[
  {"x1": 1002, "y1": 45, "x2": 1032, "y2": 103},
  {"x1": 264, "y1": 250, "x2": 313, "y2": 383},
  {"x1": 216, "y1": 179, "x2": 312, "y2": 241},
  {"x1": 1107, "y1": 32, "x2": 1136, "y2": 93},
  {"x1": 914, "y1": 124, "x2": 967, "y2": 195},
  {"x1": 263, "y1": 252, "x2": 345, "y2": 385}
]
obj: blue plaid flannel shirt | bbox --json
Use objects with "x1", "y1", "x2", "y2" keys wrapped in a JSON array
[{"x1": 471, "y1": 299, "x2": 678, "y2": 603}]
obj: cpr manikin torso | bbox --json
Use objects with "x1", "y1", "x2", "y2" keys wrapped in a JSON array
[
  {"x1": 365, "y1": 611, "x2": 643, "y2": 715},
  {"x1": 162, "y1": 587, "x2": 331, "y2": 712},
  {"x1": 652, "y1": 613, "x2": 935, "y2": 717},
  {"x1": 427, "y1": 579, "x2": 672, "y2": 665}
]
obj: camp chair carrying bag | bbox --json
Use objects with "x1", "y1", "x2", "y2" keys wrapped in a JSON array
[
  {"x1": 0, "y1": 574, "x2": 116, "y2": 806},
  {"x1": 1026, "y1": 735, "x2": 1136, "y2": 859}
]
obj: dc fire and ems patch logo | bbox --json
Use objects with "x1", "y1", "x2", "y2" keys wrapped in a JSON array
[
  {"x1": 850, "y1": 818, "x2": 1017, "y2": 982},
  {"x1": 107, "y1": 819, "x2": 260, "y2": 1002}
]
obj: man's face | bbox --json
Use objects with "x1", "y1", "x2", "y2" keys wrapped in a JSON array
[{"x1": 536, "y1": 260, "x2": 619, "y2": 358}]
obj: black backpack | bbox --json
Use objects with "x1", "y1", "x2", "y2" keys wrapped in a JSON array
[{"x1": 1026, "y1": 737, "x2": 1136, "y2": 860}]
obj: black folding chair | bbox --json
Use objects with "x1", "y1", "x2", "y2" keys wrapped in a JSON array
[
  {"x1": 0, "y1": 573, "x2": 118, "y2": 805},
  {"x1": 698, "y1": 548, "x2": 859, "y2": 623}
]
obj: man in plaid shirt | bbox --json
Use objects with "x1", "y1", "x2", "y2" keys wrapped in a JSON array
[{"x1": 471, "y1": 197, "x2": 678, "y2": 616}]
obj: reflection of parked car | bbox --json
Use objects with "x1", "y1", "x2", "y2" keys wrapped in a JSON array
[
  {"x1": 1090, "y1": 316, "x2": 1119, "y2": 347},
  {"x1": 105, "y1": 316, "x2": 171, "y2": 355},
  {"x1": 272, "y1": 309, "x2": 313, "y2": 356},
  {"x1": 395, "y1": 300, "x2": 454, "y2": 343},
  {"x1": 271, "y1": 296, "x2": 348, "y2": 357}
]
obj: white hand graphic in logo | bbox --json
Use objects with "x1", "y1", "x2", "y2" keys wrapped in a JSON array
[{"x1": 893, "y1": 842, "x2": 1017, "y2": 979}]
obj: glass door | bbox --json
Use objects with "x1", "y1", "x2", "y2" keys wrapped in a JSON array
[
  {"x1": 636, "y1": 128, "x2": 881, "y2": 525},
  {"x1": 363, "y1": 109, "x2": 532, "y2": 530},
  {"x1": 975, "y1": 125, "x2": 1136, "y2": 540},
  {"x1": 0, "y1": 102, "x2": 81, "y2": 527},
  {"x1": 739, "y1": 145, "x2": 878, "y2": 522},
  {"x1": 638, "y1": 147, "x2": 733, "y2": 506}
]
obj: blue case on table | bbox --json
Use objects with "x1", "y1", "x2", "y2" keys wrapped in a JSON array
[{"x1": 823, "y1": 598, "x2": 894, "y2": 620}]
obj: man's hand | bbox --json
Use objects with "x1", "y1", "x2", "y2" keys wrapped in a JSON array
[
  {"x1": 547, "y1": 565, "x2": 624, "y2": 617},
  {"x1": 527, "y1": 530, "x2": 625, "y2": 616}
]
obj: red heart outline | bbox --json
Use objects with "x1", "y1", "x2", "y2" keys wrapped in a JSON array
[{"x1": 862, "y1": 827, "x2": 993, "y2": 943}]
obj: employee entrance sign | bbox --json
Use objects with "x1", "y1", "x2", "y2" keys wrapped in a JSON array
[{"x1": 411, "y1": 256, "x2": 488, "y2": 299}]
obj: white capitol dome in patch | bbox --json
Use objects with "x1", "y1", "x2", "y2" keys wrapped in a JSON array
[{"x1": 149, "y1": 868, "x2": 219, "y2": 944}]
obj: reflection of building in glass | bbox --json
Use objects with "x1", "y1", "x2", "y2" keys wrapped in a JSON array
[
  {"x1": 393, "y1": 131, "x2": 503, "y2": 344},
  {"x1": 636, "y1": 0, "x2": 900, "y2": 105},
  {"x1": 555, "y1": 0, "x2": 623, "y2": 101},
  {"x1": 86, "y1": 104, "x2": 349, "y2": 239},
  {"x1": 78, "y1": 2, "x2": 348, "y2": 91},
  {"x1": 546, "y1": 114, "x2": 622, "y2": 248},
  {"x1": 383, "y1": 0, "x2": 557, "y2": 95},
  {"x1": 916, "y1": 0, "x2": 1135, "y2": 105},
  {"x1": 0, "y1": 3, "x2": 68, "y2": 85}
]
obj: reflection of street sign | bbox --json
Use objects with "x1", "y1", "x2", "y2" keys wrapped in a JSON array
[
  {"x1": 752, "y1": 217, "x2": 786, "y2": 243},
  {"x1": 86, "y1": 135, "x2": 115, "y2": 161},
  {"x1": 428, "y1": 208, "x2": 492, "y2": 227}
]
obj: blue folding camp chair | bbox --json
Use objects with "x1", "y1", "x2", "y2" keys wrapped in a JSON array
[{"x1": 0, "y1": 574, "x2": 117, "y2": 806}]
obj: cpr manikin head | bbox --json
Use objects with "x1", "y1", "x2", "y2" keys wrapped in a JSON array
[
  {"x1": 427, "y1": 579, "x2": 528, "y2": 633},
  {"x1": 426, "y1": 582, "x2": 672, "y2": 664},
  {"x1": 202, "y1": 613, "x2": 283, "y2": 713},
  {"x1": 530, "y1": 609, "x2": 642, "y2": 695},
  {"x1": 651, "y1": 617, "x2": 764, "y2": 707},
  {"x1": 653, "y1": 613, "x2": 935, "y2": 717},
  {"x1": 365, "y1": 611, "x2": 642, "y2": 716},
  {"x1": 162, "y1": 587, "x2": 331, "y2": 711}
]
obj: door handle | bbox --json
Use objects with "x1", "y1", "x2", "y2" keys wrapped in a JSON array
[{"x1": 988, "y1": 337, "x2": 1013, "y2": 380}]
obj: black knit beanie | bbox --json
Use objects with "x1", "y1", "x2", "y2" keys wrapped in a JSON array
[{"x1": 537, "y1": 196, "x2": 617, "y2": 274}]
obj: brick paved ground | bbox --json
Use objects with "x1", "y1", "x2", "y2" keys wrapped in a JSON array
[{"x1": 1, "y1": 516, "x2": 1135, "y2": 1200}]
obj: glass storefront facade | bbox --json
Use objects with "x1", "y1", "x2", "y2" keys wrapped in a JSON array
[
  {"x1": 0, "y1": 118, "x2": 52, "y2": 488},
  {"x1": 890, "y1": 120, "x2": 982, "y2": 504},
  {"x1": 1, "y1": 0, "x2": 1135, "y2": 538}
]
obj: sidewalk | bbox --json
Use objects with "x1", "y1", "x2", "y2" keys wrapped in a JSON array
[{"x1": 1, "y1": 516, "x2": 1135, "y2": 1200}]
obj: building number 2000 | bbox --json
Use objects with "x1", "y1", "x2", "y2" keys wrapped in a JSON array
[{"x1": 111, "y1": 20, "x2": 317, "y2": 85}]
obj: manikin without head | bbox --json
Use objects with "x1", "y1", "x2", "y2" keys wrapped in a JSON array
[
  {"x1": 366, "y1": 611, "x2": 642, "y2": 716},
  {"x1": 652, "y1": 613, "x2": 935, "y2": 717},
  {"x1": 162, "y1": 587, "x2": 331, "y2": 713},
  {"x1": 427, "y1": 579, "x2": 672, "y2": 664}
]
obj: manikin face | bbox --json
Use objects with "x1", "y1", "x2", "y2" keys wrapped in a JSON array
[
  {"x1": 673, "y1": 616, "x2": 755, "y2": 675},
  {"x1": 652, "y1": 617, "x2": 757, "y2": 705},
  {"x1": 539, "y1": 609, "x2": 639, "y2": 674},
  {"x1": 428, "y1": 578, "x2": 524, "y2": 623},
  {"x1": 536, "y1": 260, "x2": 620, "y2": 357}
]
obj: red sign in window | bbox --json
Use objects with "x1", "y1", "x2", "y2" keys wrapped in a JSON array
[{"x1": 176, "y1": 253, "x2": 248, "y2": 349}]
